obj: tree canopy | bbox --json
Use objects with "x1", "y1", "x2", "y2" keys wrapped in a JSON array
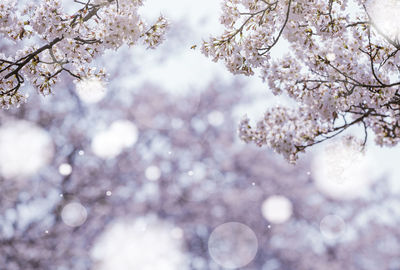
[
  {"x1": 203, "y1": 0, "x2": 400, "y2": 162},
  {"x1": 0, "y1": 0, "x2": 167, "y2": 107}
]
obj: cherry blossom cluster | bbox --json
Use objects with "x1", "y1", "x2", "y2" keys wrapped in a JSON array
[
  {"x1": 239, "y1": 106, "x2": 335, "y2": 162},
  {"x1": 0, "y1": 0, "x2": 168, "y2": 109},
  {"x1": 204, "y1": 0, "x2": 400, "y2": 161}
]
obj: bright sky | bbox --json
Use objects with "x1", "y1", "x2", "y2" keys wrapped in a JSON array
[{"x1": 127, "y1": 0, "x2": 276, "y2": 121}]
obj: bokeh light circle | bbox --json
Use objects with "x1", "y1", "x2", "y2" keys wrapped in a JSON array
[
  {"x1": 75, "y1": 77, "x2": 107, "y2": 104},
  {"x1": 207, "y1": 110, "x2": 224, "y2": 126},
  {"x1": 261, "y1": 195, "x2": 293, "y2": 224},
  {"x1": 91, "y1": 120, "x2": 138, "y2": 159},
  {"x1": 208, "y1": 222, "x2": 258, "y2": 269},
  {"x1": 368, "y1": 0, "x2": 400, "y2": 42},
  {"x1": 320, "y1": 215, "x2": 346, "y2": 240},
  {"x1": 91, "y1": 217, "x2": 188, "y2": 270},
  {"x1": 311, "y1": 139, "x2": 373, "y2": 200},
  {"x1": 0, "y1": 120, "x2": 54, "y2": 179},
  {"x1": 61, "y1": 202, "x2": 88, "y2": 227},
  {"x1": 145, "y1": 165, "x2": 161, "y2": 181},
  {"x1": 58, "y1": 163, "x2": 72, "y2": 176}
]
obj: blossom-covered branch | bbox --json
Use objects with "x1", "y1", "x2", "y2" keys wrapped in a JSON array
[
  {"x1": 0, "y1": 0, "x2": 168, "y2": 108},
  {"x1": 203, "y1": 0, "x2": 400, "y2": 162}
]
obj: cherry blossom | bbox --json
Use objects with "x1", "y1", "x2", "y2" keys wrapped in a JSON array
[
  {"x1": 0, "y1": 0, "x2": 168, "y2": 108},
  {"x1": 204, "y1": 0, "x2": 400, "y2": 162}
]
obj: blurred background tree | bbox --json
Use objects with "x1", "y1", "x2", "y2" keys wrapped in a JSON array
[
  {"x1": 1, "y1": 1, "x2": 400, "y2": 270},
  {"x1": 0, "y1": 58, "x2": 399, "y2": 269}
]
